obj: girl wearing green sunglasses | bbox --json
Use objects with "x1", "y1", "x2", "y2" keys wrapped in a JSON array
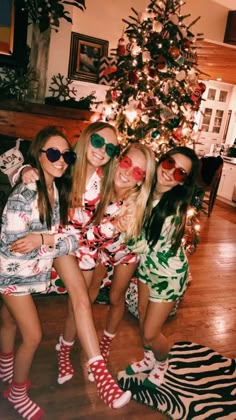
[{"x1": 9, "y1": 122, "x2": 132, "y2": 409}]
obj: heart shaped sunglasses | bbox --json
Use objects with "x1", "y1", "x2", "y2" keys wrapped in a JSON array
[
  {"x1": 119, "y1": 155, "x2": 146, "y2": 181},
  {"x1": 40, "y1": 148, "x2": 77, "y2": 165},
  {"x1": 161, "y1": 156, "x2": 188, "y2": 182},
  {"x1": 90, "y1": 133, "x2": 120, "y2": 158}
]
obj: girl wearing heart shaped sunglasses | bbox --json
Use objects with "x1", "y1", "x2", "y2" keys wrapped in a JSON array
[
  {"x1": 125, "y1": 146, "x2": 199, "y2": 389},
  {"x1": 0, "y1": 126, "x2": 79, "y2": 419},
  {"x1": 10, "y1": 122, "x2": 133, "y2": 409}
]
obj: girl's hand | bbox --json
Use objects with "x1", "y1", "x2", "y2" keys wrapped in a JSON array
[
  {"x1": 115, "y1": 204, "x2": 135, "y2": 232},
  {"x1": 22, "y1": 167, "x2": 39, "y2": 184},
  {"x1": 10, "y1": 233, "x2": 42, "y2": 253}
]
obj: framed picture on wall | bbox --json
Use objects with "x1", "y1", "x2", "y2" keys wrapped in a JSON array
[
  {"x1": 0, "y1": 0, "x2": 28, "y2": 67},
  {"x1": 68, "y1": 32, "x2": 109, "y2": 83}
]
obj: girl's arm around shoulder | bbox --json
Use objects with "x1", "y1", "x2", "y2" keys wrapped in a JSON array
[{"x1": 11, "y1": 165, "x2": 39, "y2": 186}]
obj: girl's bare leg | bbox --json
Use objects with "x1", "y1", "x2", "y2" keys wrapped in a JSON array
[
  {"x1": 0, "y1": 303, "x2": 17, "y2": 383},
  {"x1": 54, "y1": 258, "x2": 95, "y2": 343},
  {"x1": 0, "y1": 303, "x2": 17, "y2": 353},
  {"x1": 2, "y1": 294, "x2": 42, "y2": 382},
  {"x1": 105, "y1": 263, "x2": 138, "y2": 335},
  {"x1": 137, "y1": 280, "x2": 150, "y2": 334},
  {"x1": 54, "y1": 255, "x2": 131, "y2": 408},
  {"x1": 142, "y1": 300, "x2": 175, "y2": 388},
  {"x1": 143, "y1": 300, "x2": 175, "y2": 359},
  {"x1": 125, "y1": 284, "x2": 175, "y2": 376},
  {"x1": 97, "y1": 264, "x2": 138, "y2": 365},
  {"x1": 1, "y1": 294, "x2": 44, "y2": 419},
  {"x1": 54, "y1": 256, "x2": 99, "y2": 384},
  {"x1": 89, "y1": 263, "x2": 107, "y2": 303},
  {"x1": 54, "y1": 255, "x2": 100, "y2": 359}
]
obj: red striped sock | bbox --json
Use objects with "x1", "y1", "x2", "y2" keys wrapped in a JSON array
[
  {"x1": 0, "y1": 352, "x2": 14, "y2": 383},
  {"x1": 8, "y1": 380, "x2": 44, "y2": 420}
]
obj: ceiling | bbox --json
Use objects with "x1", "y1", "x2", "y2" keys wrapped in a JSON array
[
  {"x1": 212, "y1": 0, "x2": 235, "y2": 8},
  {"x1": 196, "y1": 39, "x2": 236, "y2": 86}
]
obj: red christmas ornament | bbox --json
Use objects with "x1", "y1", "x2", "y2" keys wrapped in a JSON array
[
  {"x1": 112, "y1": 90, "x2": 118, "y2": 101},
  {"x1": 198, "y1": 82, "x2": 206, "y2": 93},
  {"x1": 173, "y1": 127, "x2": 183, "y2": 140},
  {"x1": 191, "y1": 87, "x2": 202, "y2": 102},
  {"x1": 103, "y1": 65, "x2": 117, "y2": 76},
  {"x1": 182, "y1": 38, "x2": 191, "y2": 50},
  {"x1": 156, "y1": 56, "x2": 167, "y2": 70},
  {"x1": 169, "y1": 46, "x2": 180, "y2": 59},
  {"x1": 117, "y1": 35, "x2": 126, "y2": 56}
]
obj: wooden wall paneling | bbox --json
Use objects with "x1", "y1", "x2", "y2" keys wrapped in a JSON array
[{"x1": 0, "y1": 100, "x2": 100, "y2": 145}]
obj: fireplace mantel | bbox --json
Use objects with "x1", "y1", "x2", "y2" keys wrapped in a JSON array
[{"x1": 0, "y1": 100, "x2": 99, "y2": 144}]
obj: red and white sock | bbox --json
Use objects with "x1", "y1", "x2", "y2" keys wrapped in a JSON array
[
  {"x1": 57, "y1": 336, "x2": 75, "y2": 385},
  {"x1": 3, "y1": 379, "x2": 31, "y2": 399},
  {"x1": 143, "y1": 357, "x2": 169, "y2": 388},
  {"x1": 125, "y1": 346, "x2": 156, "y2": 374},
  {"x1": 99, "y1": 330, "x2": 115, "y2": 363},
  {"x1": 87, "y1": 330, "x2": 115, "y2": 383},
  {"x1": 88, "y1": 356, "x2": 131, "y2": 409},
  {"x1": 7, "y1": 380, "x2": 44, "y2": 420},
  {"x1": 0, "y1": 351, "x2": 14, "y2": 383}
]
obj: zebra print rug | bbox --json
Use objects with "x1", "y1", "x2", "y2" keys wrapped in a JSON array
[{"x1": 117, "y1": 341, "x2": 236, "y2": 420}]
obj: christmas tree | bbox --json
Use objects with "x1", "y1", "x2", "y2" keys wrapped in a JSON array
[{"x1": 102, "y1": 0, "x2": 206, "y2": 157}]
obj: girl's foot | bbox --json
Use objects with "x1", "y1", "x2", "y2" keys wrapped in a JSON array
[
  {"x1": 89, "y1": 356, "x2": 131, "y2": 408},
  {"x1": 57, "y1": 335, "x2": 75, "y2": 384},
  {"x1": 125, "y1": 347, "x2": 156, "y2": 375},
  {"x1": 143, "y1": 357, "x2": 169, "y2": 388},
  {"x1": 7, "y1": 380, "x2": 44, "y2": 420},
  {"x1": 87, "y1": 330, "x2": 115, "y2": 383}
]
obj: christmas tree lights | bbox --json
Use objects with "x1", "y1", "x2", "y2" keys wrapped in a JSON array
[{"x1": 102, "y1": 0, "x2": 206, "y2": 157}]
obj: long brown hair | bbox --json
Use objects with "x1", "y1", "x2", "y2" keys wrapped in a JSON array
[
  {"x1": 26, "y1": 126, "x2": 73, "y2": 229},
  {"x1": 145, "y1": 146, "x2": 199, "y2": 253}
]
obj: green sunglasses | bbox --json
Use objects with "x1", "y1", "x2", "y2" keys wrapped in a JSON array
[{"x1": 90, "y1": 133, "x2": 120, "y2": 158}]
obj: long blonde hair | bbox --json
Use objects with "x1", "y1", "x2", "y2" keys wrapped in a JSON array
[
  {"x1": 70, "y1": 122, "x2": 118, "y2": 208},
  {"x1": 94, "y1": 142, "x2": 156, "y2": 241}
]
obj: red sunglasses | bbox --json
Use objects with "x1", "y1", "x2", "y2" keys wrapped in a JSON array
[
  {"x1": 161, "y1": 156, "x2": 188, "y2": 182},
  {"x1": 119, "y1": 156, "x2": 146, "y2": 182}
]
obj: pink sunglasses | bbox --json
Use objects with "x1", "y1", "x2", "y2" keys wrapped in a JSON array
[
  {"x1": 161, "y1": 156, "x2": 188, "y2": 182},
  {"x1": 119, "y1": 156, "x2": 146, "y2": 181}
]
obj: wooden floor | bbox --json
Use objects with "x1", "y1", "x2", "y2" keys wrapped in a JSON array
[{"x1": 0, "y1": 200, "x2": 235, "y2": 419}]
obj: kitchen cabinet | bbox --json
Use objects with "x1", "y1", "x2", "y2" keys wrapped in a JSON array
[
  {"x1": 217, "y1": 161, "x2": 236, "y2": 204},
  {"x1": 195, "y1": 82, "x2": 233, "y2": 156}
]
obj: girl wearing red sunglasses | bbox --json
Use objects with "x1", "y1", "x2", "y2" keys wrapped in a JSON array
[
  {"x1": 125, "y1": 146, "x2": 199, "y2": 389},
  {"x1": 76, "y1": 143, "x2": 155, "y2": 378}
]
